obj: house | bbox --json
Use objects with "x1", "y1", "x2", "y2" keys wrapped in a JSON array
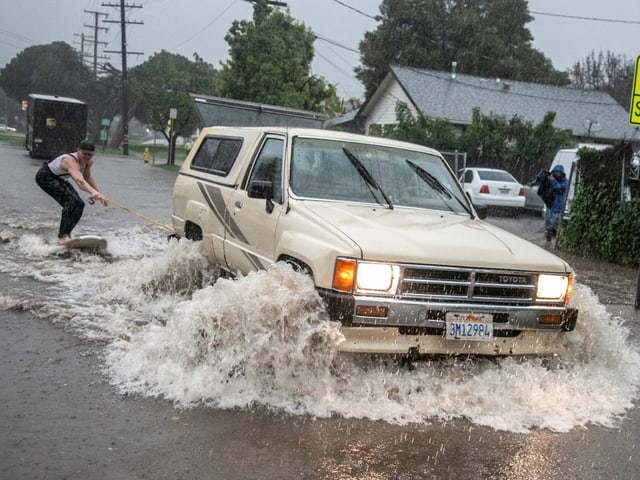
[{"x1": 353, "y1": 65, "x2": 640, "y2": 147}]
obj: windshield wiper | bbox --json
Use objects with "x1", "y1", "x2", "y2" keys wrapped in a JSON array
[
  {"x1": 405, "y1": 159, "x2": 474, "y2": 218},
  {"x1": 343, "y1": 147, "x2": 393, "y2": 209}
]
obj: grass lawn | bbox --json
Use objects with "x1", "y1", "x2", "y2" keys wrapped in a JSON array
[{"x1": 0, "y1": 132, "x2": 184, "y2": 170}]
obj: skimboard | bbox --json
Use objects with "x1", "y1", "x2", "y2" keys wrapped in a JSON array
[{"x1": 63, "y1": 235, "x2": 108, "y2": 251}]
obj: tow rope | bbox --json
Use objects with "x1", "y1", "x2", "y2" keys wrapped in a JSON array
[{"x1": 99, "y1": 196, "x2": 175, "y2": 233}]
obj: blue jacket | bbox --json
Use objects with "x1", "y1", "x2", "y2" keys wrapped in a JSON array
[{"x1": 547, "y1": 164, "x2": 568, "y2": 212}]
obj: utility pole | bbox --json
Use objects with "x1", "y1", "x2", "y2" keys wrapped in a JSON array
[
  {"x1": 74, "y1": 32, "x2": 109, "y2": 75},
  {"x1": 103, "y1": 1, "x2": 143, "y2": 156},
  {"x1": 74, "y1": 33, "x2": 86, "y2": 62},
  {"x1": 84, "y1": 10, "x2": 109, "y2": 78}
]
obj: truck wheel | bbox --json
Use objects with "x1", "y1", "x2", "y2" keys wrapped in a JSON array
[
  {"x1": 185, "y1": 223, "x2": 203, "y2": 241},
  {"x1": 280, "y1": 255, "x2": 312, "y2": 277}
]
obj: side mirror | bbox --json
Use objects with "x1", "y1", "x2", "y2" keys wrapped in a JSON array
[
  {"x1": 248, "y1": 180, "x2": 275, "y2": 214},
  {"x1": 248, "y1": 180, "x2": 273, "y2": 199}
]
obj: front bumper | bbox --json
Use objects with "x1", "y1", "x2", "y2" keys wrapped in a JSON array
[
  {"x1": 320, "y1": 289, "x2": 578, "y2": 355},
  {"x1": 337, "y1": 327, "x2": 568, "y2": 355}
]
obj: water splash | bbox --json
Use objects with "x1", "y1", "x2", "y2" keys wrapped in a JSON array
[
  {"x1": 102, "y1": 250, "x2": 640, "y2": 432},
  {"x1": 4, "y1": 229, "x2": 640, "y2": 432}
]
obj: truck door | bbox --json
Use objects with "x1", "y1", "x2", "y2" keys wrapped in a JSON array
[{"x1": 223, "y1": 135, "x2": 285, "y2": 273}]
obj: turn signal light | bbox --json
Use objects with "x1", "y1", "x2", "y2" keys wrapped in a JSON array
[
  {"x1": 565, "y1": 276, "x2": 574, "y2": 305},
  {"x1": 333, "y1": 258, "x2": 356, "y2": 292},
  {"x1": 538, "y1": 314, "x2": 562, "y2": 325},
  {"x1": 355, "y1": 305, "x2": 389, "y2": 318}
]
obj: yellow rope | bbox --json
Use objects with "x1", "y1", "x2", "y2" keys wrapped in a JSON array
[{"x1": 100, "y1": 196, "x2": 175, "y2": 233}]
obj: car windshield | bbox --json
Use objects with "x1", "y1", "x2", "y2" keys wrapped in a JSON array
[
  {"x1": 290, "y1": 137, "x2": 471, "y2": 215},
  {"x1": 477, "y1": 170, "x2": 517, "y2": 182}
]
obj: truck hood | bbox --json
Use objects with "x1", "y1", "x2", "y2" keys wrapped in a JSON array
[{"x1": 302, "y1": 202, "x2": 572, "y2": 273}]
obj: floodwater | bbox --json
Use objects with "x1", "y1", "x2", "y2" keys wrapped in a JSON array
[{"x1": 1, "y1": 143, "x2": 640, "y2": 479}]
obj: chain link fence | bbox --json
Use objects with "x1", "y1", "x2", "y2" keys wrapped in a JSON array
[{"x1": 441, "y1": 150, "x2": 467, "y2": 176}]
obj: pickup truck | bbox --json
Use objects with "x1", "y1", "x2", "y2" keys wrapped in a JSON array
[{"x1": 171, "y1": 127, "x2": 578, "y2": 356}]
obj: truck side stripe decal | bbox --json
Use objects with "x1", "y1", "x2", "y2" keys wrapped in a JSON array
[
  {"x1": 196, "y1": 182, "x2": 226, "y2": 228},
  {"x1": 197, "y1": 182, "x2": 263, "y2": 271}
]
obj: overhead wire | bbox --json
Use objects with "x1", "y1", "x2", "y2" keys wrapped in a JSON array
[{"x1": 530, "y1": 10, "x2": 640, "y2": 25}]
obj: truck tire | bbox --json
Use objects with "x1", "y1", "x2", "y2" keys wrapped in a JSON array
[
  {"x1": 280, "y1": 255, "x2": 312, "y2": 277},
  {"x1": 185, "y1": 222, "x2": 203, "y2": 241}
]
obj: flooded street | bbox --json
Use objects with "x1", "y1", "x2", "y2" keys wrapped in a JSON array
[{"x1": 1, "y1": 144, "x2": 640, "y2": 479}]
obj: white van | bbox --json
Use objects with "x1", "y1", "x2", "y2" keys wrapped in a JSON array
[{"x1": 548, "y1": 144, "x2": 609, "y2": 217}]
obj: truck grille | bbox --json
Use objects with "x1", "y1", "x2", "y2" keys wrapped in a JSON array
[{"x1": 399, "y1": 265, "x2": 537, "y2": 306}]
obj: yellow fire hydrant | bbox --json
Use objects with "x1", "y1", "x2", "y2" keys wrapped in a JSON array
[{"x1": 143, "y1": 147, "x2": 150, "y2": 163}]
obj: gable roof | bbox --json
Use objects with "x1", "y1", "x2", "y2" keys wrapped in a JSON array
[{"x1": 361, "y1": 65, "x2": 639, "y2": 144}]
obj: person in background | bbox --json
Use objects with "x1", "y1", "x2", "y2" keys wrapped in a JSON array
[
  {"x1": 542, "y1": 164, "x2": 568, "y2": 242},
  {"x1": 35, "y1": 140, "x2": 107, "y2": 245}
]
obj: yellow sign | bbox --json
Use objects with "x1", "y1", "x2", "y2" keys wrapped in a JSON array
[{"x1": 630, "y1": 55, "x2": 640, "y2": 125}]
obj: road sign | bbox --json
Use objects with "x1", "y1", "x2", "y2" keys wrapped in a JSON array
[{"x1": 629, "y1": 55, "x2": 640, "y2": 125}]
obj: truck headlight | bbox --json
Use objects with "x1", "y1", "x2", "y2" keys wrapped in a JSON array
[
  {"x1": 356, "y1": 262, "x2": 399, "y2": 294},
  {"x1": 536, "y1": 274, "x2": 573, "y2": 303},
  {"x1": 332, "y1": 259, "x2": 399, "y2": 294}
]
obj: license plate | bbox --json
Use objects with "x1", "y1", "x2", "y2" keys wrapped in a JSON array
[
  {"x1": 445, "y1": 313, "x2": 493, "y2": 341},
  {"x1": 499, "y1": 188, "x2": 510, "y2": 194}
]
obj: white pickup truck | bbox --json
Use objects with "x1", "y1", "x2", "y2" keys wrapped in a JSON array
[{"x1": 171, "y1": 127, "x2": 578, "y2": 356}]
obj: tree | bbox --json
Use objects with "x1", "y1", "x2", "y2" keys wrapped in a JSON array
[
  {"x1": 371, "y1": 102, "x2": 573, "y2": 182},
  {"x1": 0, "y1": 42, "x2": 115, "y2": 141},
  {"x1": 457, "y1": 108, "x2": 573, "y2": 181},
  {"x1": 218, "y1": 0, "x2": 341, "y2": 116},
  {"x1": 356, "y1": 0, "x2": 568, "y2": 98},
  {"x1": 128, "y1": 51, "x2": 218, "y2": 140},
  {"x1": 457, "y1": 108, "x2": 511, "y2": 164},
  {"x1": 368, "y1": 101, "x2": 457, "y2": 151},
  {"x1": 569, "y1": 50, "x2": 634, "y2": 111},
  {"x1": 0, "y1": 42, "x2": 93, "y2": 102}
]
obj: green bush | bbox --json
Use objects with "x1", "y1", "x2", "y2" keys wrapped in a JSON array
[{"x1": 561, "y1": 142, "x2": 640, "y2": 266}]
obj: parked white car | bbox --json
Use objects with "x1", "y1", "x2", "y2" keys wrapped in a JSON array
[{"x1": 459, "y1": 167, "x2": 525, "y2": 211}]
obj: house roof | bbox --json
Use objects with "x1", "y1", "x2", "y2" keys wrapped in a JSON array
[{"x1": 369, "y1": 65, "x2": 639, "y2": 144}]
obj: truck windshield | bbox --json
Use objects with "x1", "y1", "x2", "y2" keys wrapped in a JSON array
[{"x1": 290, "y1": 137, "x2": 471, "y2": 215}]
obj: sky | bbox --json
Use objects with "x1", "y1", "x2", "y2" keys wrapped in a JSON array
[{"x1": 1, "y1": 0, "x2": 639, "y2": 101}]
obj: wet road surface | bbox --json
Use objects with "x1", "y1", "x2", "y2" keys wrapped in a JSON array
[{"x1": 1, "y1": 144, "x2": 640, "y2": 480}]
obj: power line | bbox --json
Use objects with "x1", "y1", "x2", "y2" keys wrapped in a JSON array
[
  {"x1": 530, "y1": 10, "x2": 640, "y2": 25},
  {"x1": 173, "y1": 0, "x2": 238, "y2": 50},
  {"x1": 313, "y1": 33, "x2": 359, "y2": 54},
  {"x1": 330, "y1": 0, "x2": 378, "y2": 21},
  {"x1": 0, "y1": 29, "x2": 38, "y2": 45}
]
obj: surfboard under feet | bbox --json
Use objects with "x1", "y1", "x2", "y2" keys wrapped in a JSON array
[{"x1": 63, "y1": 235, "x2": 108, "y2": 250}]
